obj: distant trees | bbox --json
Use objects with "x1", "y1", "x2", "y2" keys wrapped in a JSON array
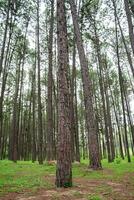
[{"x1": 0, "y1": 0, "x2": 134, "y2": 188}]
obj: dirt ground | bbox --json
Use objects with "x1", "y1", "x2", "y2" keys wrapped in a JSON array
[{"x1": 1, "y1": 173, "x2": 134, "y2": 200}]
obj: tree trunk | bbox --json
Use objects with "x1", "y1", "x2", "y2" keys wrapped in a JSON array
[
  {"x1": 69, "y1": 0, "x2": 102, "y2": 169},
  {"x1": 47, "y1": 0, "x2": 54, "y2": 161},
  {"x1": 56, "y1": 0, "x2": 72, "y2": 187},
  {"x1": 114, "y1": 2, "x2": 131, "y2": 162},
  {"x1": 37, "y1": 0, "x2": 43, "y2": 164},
  {"x1": 11, "y1": 58, "x2": 21, "y2": 162},
  {"x1": 0, "y1": 0, "x2": 10, "y2": 76},
  {"x1": 124, "y1": 0, "x2": 134, "y2": 55}
]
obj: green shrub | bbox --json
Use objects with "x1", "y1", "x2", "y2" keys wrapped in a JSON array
[{"x1": 115, "y1": 157, "x2": 121, "y2": 164}]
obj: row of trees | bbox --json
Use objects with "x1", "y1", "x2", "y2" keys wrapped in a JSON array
[{"x1": 0, "y1": 0, "x2": 134, "y2": 187}]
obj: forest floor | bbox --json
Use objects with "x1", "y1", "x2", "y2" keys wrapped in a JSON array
[{"x1": 0, "y1": 158, "x2": 134, "y2": 200}]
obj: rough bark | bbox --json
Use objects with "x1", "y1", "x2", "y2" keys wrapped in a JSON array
[
  {"x1": 56, "y1": 0, "x2": 72, "y2": 187},
  {"x1": 47, "y1": 0, "x2": 54, "y2": 161},
  {"x1": 69, "y1": 0, "x2": 102, "y2": 169}
]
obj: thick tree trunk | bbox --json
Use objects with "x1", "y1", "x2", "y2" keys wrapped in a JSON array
[
  {"x1": 69, "y1": 0, "x2": 102, "y2": 169},
  {"x1": 56, "y1": 0, "x2": 72, "y2": 187}
]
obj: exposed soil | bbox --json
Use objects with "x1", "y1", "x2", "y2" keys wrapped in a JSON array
[{"x1": 0, "y1": 173, "x2": 134, "y2": 200}]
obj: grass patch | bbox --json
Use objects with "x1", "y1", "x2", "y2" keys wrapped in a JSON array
[
  {"x1": 0, "y1": 160, "x2": 54, "y2": 196},
  {"x1": 0, "y1": 158, "x2": 134, "y2": 196},
  {"x1": 73, "y1": 158, "x2": 134, "y2": 181},
  {"x1": 87, "y1": 194, "x2": 102, "y2": 200},
  {"x1": 72, "y1": 190, "x2": 84, "y2": 198}
]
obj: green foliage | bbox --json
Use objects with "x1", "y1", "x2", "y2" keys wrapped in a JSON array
[
  {"x1": 63, "y1": 181, "x2": 72, "y2": 188},
  {"x1": 87, "y1": 195, "x2": 102, "y2": 200},
  {"x1": 115, "y1": 157, "x2": 121, "y2": 164},
  {"x1": 81, "y1": 0, "x2": 99, "y2": 16},
  {"x1": 0, "y1": 0, "x2": 6, "y2": 11}
]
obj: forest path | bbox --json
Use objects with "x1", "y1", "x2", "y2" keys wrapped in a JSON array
[{"x1": 1, "y1": 172, "x2": 134, "y2": 200}]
